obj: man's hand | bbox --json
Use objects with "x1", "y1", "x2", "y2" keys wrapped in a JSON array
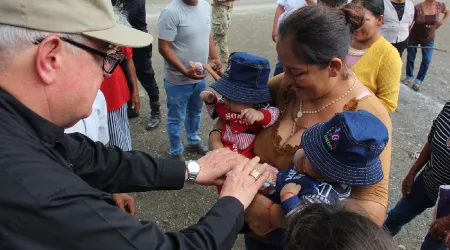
[
  {"x1": 130, "y1": 91, "x2": 141, "y2": 114},
  {"x1": 183, "y1": 67, "x2": 207, "y2": 80},
  {"x1": 219, "y1": 157, "x2": 270, "y2": 209},
  {"x1": 402, "y1": 170, "x2": 416, "y2": 197},
  {"x1": 112, "y1": 193, "x2": 136, "y2": 216},
  {"x1": 241, "y1": 108, "x2": 264, "y2": 125},
  {"x1": 195, "y1": 148, "x2": 247, "y2": 186},
  {"x1": 429, "y1": 216, "x2": 450, "y2": 244},
  {"x1": 200, "y1": 91, "x2": 216, "y2": 104}
]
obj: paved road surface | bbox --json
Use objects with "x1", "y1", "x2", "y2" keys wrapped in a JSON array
[{"x1": 126, "y1": 1, "x2": 450, "y2": 249}]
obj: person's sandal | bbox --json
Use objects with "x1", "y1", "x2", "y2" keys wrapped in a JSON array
[
  {"x1": 402, "y1": 78, "x2": 413, "y2": 86},
  {"x1": 412, "y1": 83, "x2": 421, "y2": 92}
]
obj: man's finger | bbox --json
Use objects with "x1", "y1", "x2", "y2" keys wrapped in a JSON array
[
  {"x1": 116, "y1": 201, "x2": 126, "y2": 212},
  {"x1": 128, "y1": 199, "x2": 136, "y2": 216},
  {"x1": 242, "y1": 157, "x2": 261, "y2": 175},
  {"x1": 254, "y1": 169, "x2": 270, "y2": 189}
]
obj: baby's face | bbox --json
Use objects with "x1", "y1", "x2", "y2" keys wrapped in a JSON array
[
  {"x1": 224, "y1": 98, "x2": 254, "y2": 113},
  {"x1": 293, "y1": 149, "x2": 322, "y2": 179}
]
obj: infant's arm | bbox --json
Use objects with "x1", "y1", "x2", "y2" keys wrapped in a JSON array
[
  {"x1": 200, "y1": 91, "x2": 220, "y2": 119},
  {"x1": 259, "y1": 106, "x2": 280, "y2": 128},
  {"x1": 280, "y1": 196, "x2": 301, "y2": 216}
]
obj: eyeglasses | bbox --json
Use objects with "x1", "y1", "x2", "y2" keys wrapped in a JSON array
[{"x1": 33, "y1": 37, "x2": 125, "y2": 74}]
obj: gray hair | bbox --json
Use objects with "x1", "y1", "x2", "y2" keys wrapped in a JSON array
[
  {"x1": 0, "y1": 24, "x2": 85, "y2": 70},
  {"x1": 113, "y1": 6, "x2": 131, "y2": 27},
  {"x1": 0, "y1": 7, "x2": 128, "y2": 70}
]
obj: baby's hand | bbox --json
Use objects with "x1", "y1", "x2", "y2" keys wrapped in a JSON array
[
  {"x1": 241, "y1": 108, "x2": 264, "y2": 125},
  {"x1": 280, "y1": 183, "x2": 302, "y2": 202},
  {"x1": 293, "y1": 149, "x2": 306, "y2": 172},
  {"x1": 200, "y1": 91, "x2": 216, "y2": 104}
]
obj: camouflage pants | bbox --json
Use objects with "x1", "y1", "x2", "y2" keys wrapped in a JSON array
[{"x1": 212, "y1": 7, "x2": 232, "y2": 65}]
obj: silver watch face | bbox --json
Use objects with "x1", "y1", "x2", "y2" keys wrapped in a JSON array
[{"x1": 188, "y1": 161, "x2": 200, "y2": 173}]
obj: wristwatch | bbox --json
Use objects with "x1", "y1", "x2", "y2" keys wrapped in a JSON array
[{"x1": 186, "y1": 160, "x2": 201, "y2": 184}]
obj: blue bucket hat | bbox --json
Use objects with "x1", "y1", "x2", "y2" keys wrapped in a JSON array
[
  {"x1": 210, "y1": 52, "x2": 272, "y2": 104},
  {"x1": 301, "y1": 110, "x2": 388, "y2": 186}
]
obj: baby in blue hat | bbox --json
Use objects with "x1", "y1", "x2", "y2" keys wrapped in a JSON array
[
  {"x1": 200, "y1": 52, "x2": 280, "y2": 194},
  {"x1": 267, "y1": 110, "x2": 389, "y2": 217}
]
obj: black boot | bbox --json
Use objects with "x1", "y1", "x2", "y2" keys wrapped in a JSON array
[{"x1": 146, "y1": 101, "x2": 161, "y2": 130}]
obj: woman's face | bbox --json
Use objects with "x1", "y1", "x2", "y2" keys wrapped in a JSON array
[
  {"x1": 276, "y1": 37, "x2": 342, "y2": 101},
  {"x1": 352, "y1": 7, "x2": 383, "y2": 43}
]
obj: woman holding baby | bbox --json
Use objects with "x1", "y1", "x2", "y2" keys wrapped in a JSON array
[{"x1": 209, "y1": 4, "x2": 393, "y2": 250}]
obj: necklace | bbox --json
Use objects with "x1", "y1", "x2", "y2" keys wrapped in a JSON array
[
  {"x1": 348, "y1": 46, "x2": 368, "y2": 56},
  {"x1": 297, "y1": 74, "x2": 356, "y2": 118}
]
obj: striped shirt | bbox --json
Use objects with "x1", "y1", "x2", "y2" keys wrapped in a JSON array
[
  {"x1": 205, "y1": 94, "x2": 279, "y2": 158},
  {"x1": 423, "y1": 102, "x2": 450, "y2": 201}
]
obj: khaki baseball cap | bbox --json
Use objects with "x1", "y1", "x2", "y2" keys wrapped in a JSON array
[{"x1": 0, "y1": 0, "x2": 153, "y2": 48}]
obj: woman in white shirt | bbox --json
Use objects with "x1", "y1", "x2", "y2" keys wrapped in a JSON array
[{"x1": 380, "y1": 0, "x2": 415, "y2": 56}]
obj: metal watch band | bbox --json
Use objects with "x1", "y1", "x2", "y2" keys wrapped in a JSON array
[{"x1": 186, "y1": 160, "x2": 200, "y2": 184}]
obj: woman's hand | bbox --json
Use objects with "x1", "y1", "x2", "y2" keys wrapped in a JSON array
[
  {"x1": 402, "y1": 170, "x2": 416, "y2": 197},
  {"x1": 130, "y1": 91, "x2": 140, "y2": 114}
]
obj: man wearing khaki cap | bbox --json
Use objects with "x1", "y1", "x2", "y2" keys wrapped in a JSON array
[{"x1": 0, "y1": 1, "x2": 270, "y2": 249}]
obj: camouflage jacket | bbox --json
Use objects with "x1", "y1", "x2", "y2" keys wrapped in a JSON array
[{"x1": 211, "y1": 0, "x2": 234, "y2": 8}]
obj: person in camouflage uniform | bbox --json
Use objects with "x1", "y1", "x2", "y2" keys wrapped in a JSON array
[{"x1": 211, "y1": 0, "x2": 235, "y2": 66}]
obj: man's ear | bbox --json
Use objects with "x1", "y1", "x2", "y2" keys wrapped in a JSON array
[
  {"x1": 328, "y1": 58, "x2": 343, "y2": 78},
  {"x1": 35, "y1": 36, "x2": 65, "y2": 85}
]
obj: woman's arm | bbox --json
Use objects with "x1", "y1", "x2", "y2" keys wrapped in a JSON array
[
  {"x1": 375, "y1": 47, "x2": 403, "y2": 113},
  {"x1": 272, "y1": 5, "x2": 285, "y2": 42},
  {"x1": 208, "y1": 119, "x2": 224, "y2": 151},
  {"x1": 348, "y1": 96, "x2": 393, "y2": 226},
  {"x1": 437, "y1": 7, "x2": 450, "y2": 29},
  {"x1": 244, "y1": 194, "x2": 288, "y2": 235}
]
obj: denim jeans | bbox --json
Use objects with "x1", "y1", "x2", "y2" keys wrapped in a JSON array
[
  {"x1": 273, "y1": 59, "x2": 284, "y2": 76},
  {"x1": 406, "y1": 39, "x2": 434, "y2": 85},
  {"x1": 164, "y1": 79, "x2": 206, "y2": 156},
  {"x1": 384, "y1": 173, "x2": 448, "y2": 250}
]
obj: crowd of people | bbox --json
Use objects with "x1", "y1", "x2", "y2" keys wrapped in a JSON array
[{"x1": 0, "y1": 0, "x2": 450, "y2": 249}]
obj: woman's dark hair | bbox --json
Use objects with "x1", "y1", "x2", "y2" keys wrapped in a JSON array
[
  {"x1": 320, "y1": 0, "x2": 347, "y2": 8},
  {"x1": 278, "y1": 5, "x2": 364, "y2": 71},
  {"x1": 284, "y1": 203, "x2": 396, "y2": 250},
  {"x1": 351, "y1": 0, "x2": 385, "y2": 18}
]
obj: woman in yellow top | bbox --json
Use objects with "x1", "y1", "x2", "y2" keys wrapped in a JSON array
[{"x1": 347, "y1": 0, "x2": 403, "y2": 113}]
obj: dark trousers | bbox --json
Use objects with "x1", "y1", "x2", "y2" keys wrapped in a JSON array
[
  {"x1": 123, "y1": 0, "x2": 160, "y2": 103},
  {"x1": 384, "y1": 173, "x2": 447, "y2": 250},
  {"x1": 392, "y1": 38, "x2": 409, "y2": 57}
]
